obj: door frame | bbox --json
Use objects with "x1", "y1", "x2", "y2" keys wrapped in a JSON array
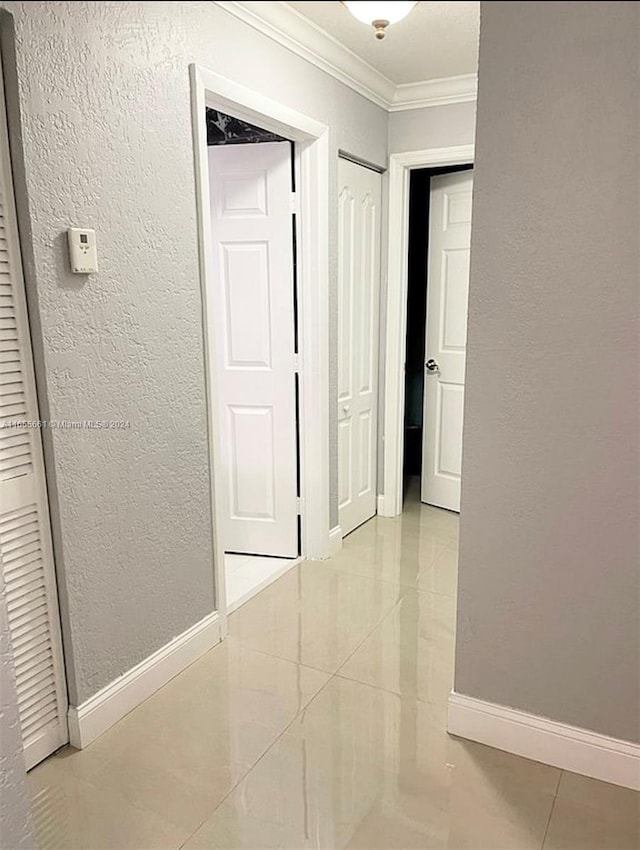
[
  {"x1": 379, "y1": 144, "x2": 474, "y2": 518},
  {"x1": 190, "y1": 66, "x2": 331, "y2": 636}
]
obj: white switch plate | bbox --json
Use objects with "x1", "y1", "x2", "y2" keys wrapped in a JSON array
[{"x1": 67, "y1": 228, "x2": 98, "y2": 274}]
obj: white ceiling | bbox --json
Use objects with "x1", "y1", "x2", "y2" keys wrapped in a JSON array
[{"x1": 285, "y1": 1, "x2": 479, "y2": 85}]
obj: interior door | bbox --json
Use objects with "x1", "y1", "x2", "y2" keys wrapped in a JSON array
[
  {"x1": 0, "y1": 58, "x2": 68, "y2": 769},
  {"x1": 208, "y1": 142, "x2": 298, "y2": 557},
  {"x1": 421, "y1": 170, "x2": 473, "y2": 511},
  {"x1": 337, "y1": 158, "x2": 382, "y2": 536}
]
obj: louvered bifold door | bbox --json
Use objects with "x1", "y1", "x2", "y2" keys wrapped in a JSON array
[{"x1": 0, "y1": 59, "x2": 68, "y2": 769}]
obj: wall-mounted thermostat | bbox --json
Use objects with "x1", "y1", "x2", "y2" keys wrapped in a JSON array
[{"x1": 67, "y1": 228, "x2": 98, "y2": 274}]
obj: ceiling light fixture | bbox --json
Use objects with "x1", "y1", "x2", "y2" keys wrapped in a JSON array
[{"x1": 342, "y1": 2, "x2": 418, "y2": 40}]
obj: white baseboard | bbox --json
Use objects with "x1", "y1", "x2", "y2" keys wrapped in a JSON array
[
  {"x1": 448, "y1": 692, "x2": 640, "y2": 791},
  {"x1": 68, "y1": 612, "x2": 221, "y2": 749},
  {"x1": 328, "y1": 525, "x2": 342, "y2": 556}
]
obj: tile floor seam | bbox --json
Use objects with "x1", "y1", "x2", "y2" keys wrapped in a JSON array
[
  {"x1": 225, "y1": 562, "x2": 406, "y2": 676},
  {"x1": 329, "y1": 590, "x2": 407, "y2": 680},
  {"x1": 215, "y1": 572, "x2": 406, "y2": 817},
  {"x1": 332, "y1": 668, "x2": 450, "y2": 709},
  {"x1": 175, "y1": 667, "x2": 339, "y2": 850},
  {"x1": 312, "y1": 670, "x2": 452, "y2": 712},
  {"x1": 222, "y1": 640, "x2": 341, "y2": 678},
  {"x1": 327, "y1": 563, "x2": 457, "y2": 599},
  {"x1": 176, "y1": 579, "x2": 421, "y2": 850},
  {"x1": 61, "y1": 650, "x2": 332, "y2": 846},
  {"x1": 320, "y1": 561, "x2": 411, "y2": 591},
  {"x1": 239, "y1": 556, "x2": 408, "y2": 599},
  {"x1": 539, "y1": 769, "x2": 563, "y2": 850},
  {"x1": 177, "y1": 663, "x2": 443, "y2": 849},
  {"x1": 81, "y1": 652, "x2": 332, "y2": 850}
]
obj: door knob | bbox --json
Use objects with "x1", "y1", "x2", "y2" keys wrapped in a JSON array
[
  {"x1": 342, "y1": 404, "x2": 350, "y2": 413},
  {"x1": 425, "y1": 359, "x2": 440, "y2": 372}
]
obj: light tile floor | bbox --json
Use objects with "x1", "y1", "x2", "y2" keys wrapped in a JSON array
[
  {"x1": 29, "y1": 486, "x2": 639, "y2": 849},
  {"x1": 224, "y1": 554, "x2": 301, "y2": 614}
]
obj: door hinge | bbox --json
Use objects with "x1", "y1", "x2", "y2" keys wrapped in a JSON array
[
  {"x1": 296, "y1": 496, "x2": 304, "y2": 515},
  {"x1": 290, "y1": 192, "x2": 299, "y2": 214},
  {"x1": 293, "y1": 352, "x2": 301, "y2": 372}
]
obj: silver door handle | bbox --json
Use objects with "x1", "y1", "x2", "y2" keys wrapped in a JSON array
[{"x1": 425, "y1": 359, "x2": 440, "y2": 372}]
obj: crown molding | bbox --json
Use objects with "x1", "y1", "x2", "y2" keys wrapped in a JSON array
[
  {"x1": 389, "y1": 74, "x2": 478, "y2": 112},
  {"x1": 214, "y1": 2, "x2": 477, "y2": 113},
  {"x1": 215, "y1": 1, "x2": 394, "y2": 109}
]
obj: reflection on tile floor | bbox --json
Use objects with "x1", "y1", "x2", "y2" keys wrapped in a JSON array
[{"x1": 29, "y1": 485, "x2": 639, "y2": 849}]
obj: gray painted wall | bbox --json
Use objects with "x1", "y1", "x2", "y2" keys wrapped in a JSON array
[
  {"x1": 387, "y1": 101, "x2": 476, "y2": 155},
  {"x1": 0, "y1": 573, "x2": 34, "y2": 849},
  {"x1": 456, "y1": 1, "x2": 640, "y2": 742},
  {"x1": 0, "y1": 0, "x2": 387, "y2": 705}
]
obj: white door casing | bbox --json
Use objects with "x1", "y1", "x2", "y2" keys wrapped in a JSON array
[
  {"x1": 338, "y1": 159, "x2": 382, "y2": 536},
  {"x1": 421, "y1": 170, "x2": 473, "y2": 511},
  {"x1": 0, "y1": 60, "x2": 68, "y2": 769},
  {"x1": 208, "y1": 142, "x2": 298, "y2": 558}
]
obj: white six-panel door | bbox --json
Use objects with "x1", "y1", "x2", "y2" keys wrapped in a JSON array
[
  {"x1": 337, "y1": 159, "x2": 382, "y2": 536},
  {"x1": 421, "y1": 170, "x2": 473, "y2": 512},
  {"x1": 0, "y1": 59, "x2": 68, "y2": 769},
  {"x1": 208, "y1": 142, "x2": 298, "y2": 557}
]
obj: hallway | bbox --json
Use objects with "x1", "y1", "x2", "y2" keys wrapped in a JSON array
[{"x1": 28, "y1": 490, "x2": 638, "y2": 849}]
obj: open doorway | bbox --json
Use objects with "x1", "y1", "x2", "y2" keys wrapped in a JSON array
[
  {"x1": 381, "y1": 144, "x2": 474, "y2": 520},
  {"x1": 205, "y1": 108, "x2": 301, "y2": 613},
  {"x1": 191, "y1": 65, "x2": 331, "y2": 637},
  {"x1": 403, "y1": 165, "x2": 473, "y2": 510}
]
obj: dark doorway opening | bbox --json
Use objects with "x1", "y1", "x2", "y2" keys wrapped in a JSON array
[{"x1": 403, "y1": 164, "x2": 473, "y2": 500}]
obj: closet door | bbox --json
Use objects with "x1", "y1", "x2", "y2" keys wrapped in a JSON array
[
  {"x1": 337, "y1": 159, "x2": 381, "y2": 536},
  {"x1": 0, "y1": 61, "x2": 68, "y2": 769}
]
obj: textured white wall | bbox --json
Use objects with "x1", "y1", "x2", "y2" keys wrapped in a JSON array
[
  {"x1": 0, "y1": 0, "x2": 387, "y2": 705},
  {"x1": 456, "y1": 1, "x2": 640, "y2": 742},
  {"x1": 388, "y1": 101, "x2": 477, "y2": 155},
  {"x1": 0, "y1": 574, "x2": 34, "y2": 849}
]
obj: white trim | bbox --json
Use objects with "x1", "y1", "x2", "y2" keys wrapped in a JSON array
[
  {"x1": 389, "y1": 74, "x2": 478, "y2": 112},
  {"x1": 190, "y1": 65, "x2": 229, "y2": 638},
  {"x1": 381, "y1": 145, "x2": 474, "y2": 517},
  {"x1": 190, "y1": 66, "x2": 332, "y2": 593},
  {"x1": 295, "y1": 129, "x2": 331, "y2": 560},
  {"x1": 216, "y1": 1, "x2": 393, "y2": 109},
  {"x1": 68, "y1": 613, "x2": 220, "y2": 749},
  {"x1": 448, "y1": 692, "x2": 640, "y2": 791},
  {"x1": 194, "y1": 65, "x2": 327, "y2": 140},
  {"x1": 376, "y1": 494, "x2": 386, "y2": 516},
  {"x1": 328, "y1": 525, "x2": 343, "y2": 557},
  {"x1": 214, "y1": 2, "x2": 476, "y2": 113}
]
